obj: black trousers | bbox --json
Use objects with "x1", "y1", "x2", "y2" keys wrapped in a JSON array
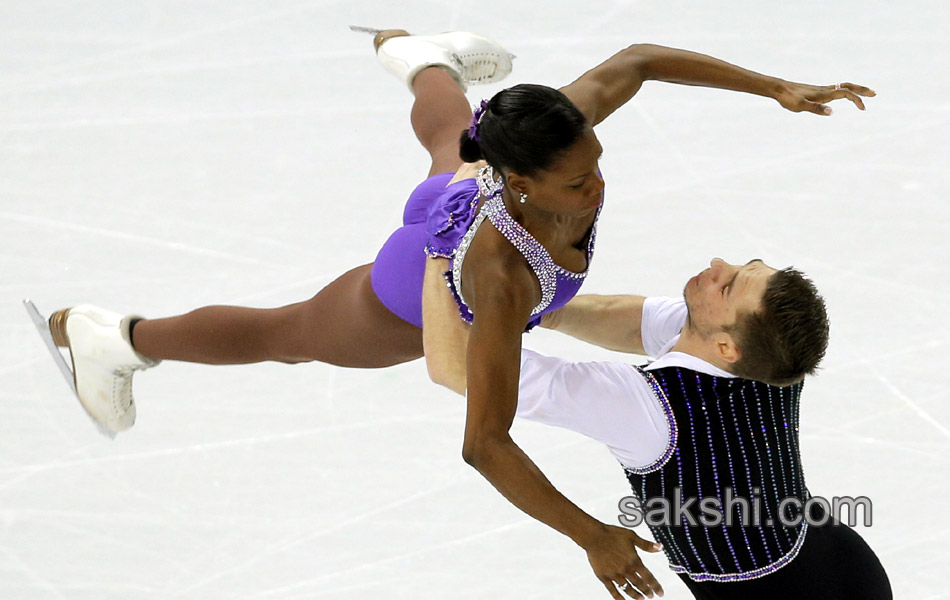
[{"x1": 676, "y1": 520, "x2": 891, "y2": 600}]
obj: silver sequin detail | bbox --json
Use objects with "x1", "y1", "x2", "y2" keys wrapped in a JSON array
[
  {"x1": 669, "y1": 525, "x2": 809, "y2": 582},
  {"x1": 453, "y1": 196, "x2": 595, "y2": 318},
  {"x1": 483, "y1": 198, "x2": 557, "y2": 316},
  {"x1": 453, "y1": 165, "x2": 599, "y2": 319},
  {"x1": 623, "y1": 368, "x2": 678, "y2": 475},
  {"x1": 451, "y1": 193, "x2": 491, "y2": 316},
  {"x1": 475, "y1": 164, "x2": 504, "y2": 199}
]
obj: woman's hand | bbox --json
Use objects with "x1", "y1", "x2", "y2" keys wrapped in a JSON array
[
  {"x1": 584, "y1": 523, "x2": 665, "y2": 599},
  {"x1": 774, "y1": 81, "x2": 876, "y2": 115}
]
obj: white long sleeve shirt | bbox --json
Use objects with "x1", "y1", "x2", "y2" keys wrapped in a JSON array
[{"x1": 515, "y1": 297, "x2": 735, "y2": 470}]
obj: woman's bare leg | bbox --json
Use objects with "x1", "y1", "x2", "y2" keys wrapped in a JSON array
[
  {"x1": 410, "y1": 67, "x2": 472, "y2": 177},
  {"x1": 131, "y1": 264, "x2": 422, "y2": 368},
  {"x1": 129, "y1": 42, "x2": 471, "y2": 370},
  {"x1": 372, "y1": 29, "x2": 472, "y2": 177}
]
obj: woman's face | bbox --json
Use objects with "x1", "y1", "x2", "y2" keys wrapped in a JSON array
[{"x1": 509, "y1": 127, "x2": 605, "y2": 216}]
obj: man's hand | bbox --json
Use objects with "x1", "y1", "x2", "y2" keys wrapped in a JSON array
[
  {"x1": 774, "y1": 81, "x2": 876, "y2": 115},
  {"x1": 584, "y1": 523, "x2": 665, "y2": 599}
]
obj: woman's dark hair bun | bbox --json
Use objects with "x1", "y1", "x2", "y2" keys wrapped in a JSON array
[
  {"x1": 458, "y1": 131, "x2": 484, "y2": 163},
  {"x1": 456, "y1": 84, "x2": 588, "y2": 177}
]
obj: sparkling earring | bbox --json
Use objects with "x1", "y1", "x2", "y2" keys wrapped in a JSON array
[{"x1": 519, "y1": 192, "x2": 528, "y2": 204}]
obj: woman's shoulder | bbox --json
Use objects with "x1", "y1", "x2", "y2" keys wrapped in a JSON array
[{"x1": 465, "y1": 222, "x2": 537, "y2": 294}]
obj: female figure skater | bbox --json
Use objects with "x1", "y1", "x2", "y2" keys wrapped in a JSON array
[{"x1": 41, "y1": 29, "x2": 873, "y2": 597}]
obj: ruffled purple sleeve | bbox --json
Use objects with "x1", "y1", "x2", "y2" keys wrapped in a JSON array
[{"x1": 424, "y1": 179, "x2": 480, "y2": 259}]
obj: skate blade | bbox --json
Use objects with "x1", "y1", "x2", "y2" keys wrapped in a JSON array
[
  {"x1": 349, "y1": 25, "x2": 382, "y2": 35},
  {"x1": 23, "y1": 299, "x2": 116, "y2": 440}
]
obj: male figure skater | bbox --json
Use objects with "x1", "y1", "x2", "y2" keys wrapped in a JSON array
[{"x1": 422, "y1": 256, "x2": 891, "y2": 600}]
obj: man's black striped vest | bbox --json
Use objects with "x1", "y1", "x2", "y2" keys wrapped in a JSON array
[{"x1": 624, "y1": 366, "x2": 810, "y2": 582}]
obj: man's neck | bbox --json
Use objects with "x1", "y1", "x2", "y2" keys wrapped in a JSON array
[{"x1": 670, "y1": 328, "x2": 735, "y2": 374}]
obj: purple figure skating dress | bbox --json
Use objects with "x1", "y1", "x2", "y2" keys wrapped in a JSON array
[{"x1": 370, "y1": 166, "x2": 602, "y2": 330}]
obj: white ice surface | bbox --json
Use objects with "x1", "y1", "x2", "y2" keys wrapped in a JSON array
[{"x1": 2, "y1": 1, "x2": 948, "y2": 598}]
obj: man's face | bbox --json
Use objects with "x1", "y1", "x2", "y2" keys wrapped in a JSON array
[{"x1": 683, "y1": 258, "x2": 778, "y2": 338}]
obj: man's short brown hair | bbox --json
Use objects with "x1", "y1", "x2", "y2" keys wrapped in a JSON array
[{"x1": 726, "y1": 268, "x2": 830, "y2": 386}]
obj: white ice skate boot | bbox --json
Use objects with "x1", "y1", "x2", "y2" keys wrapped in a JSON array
[
  {"x1": 46, "y1": 305, "x2": 159, "y2": 434},
  {"x1": 355, "y1": 27, "x2": 514, "y2": 92}
]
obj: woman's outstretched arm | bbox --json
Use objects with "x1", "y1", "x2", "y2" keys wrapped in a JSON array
[{"x1": 560, "y1": 43, "x2": 876, "y2": 126}]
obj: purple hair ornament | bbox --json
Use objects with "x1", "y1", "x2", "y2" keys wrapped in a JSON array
[{"x1": 467, "y1": 99, "x2": 490, "y2": 142}]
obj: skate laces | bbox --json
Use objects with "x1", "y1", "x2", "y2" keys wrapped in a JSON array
[
  {"x1": 111, "y1": 368, "x2": 135, "y2": 414},
  {"x1": 455, "y1": 52, "x2": 500, "y2": 82}
]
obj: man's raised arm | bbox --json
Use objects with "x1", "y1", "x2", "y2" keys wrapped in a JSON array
[
  {"x1": 422, "y1": 257, "x2": 469, "y2": 395},
  {"x1": 541, "y1": 294, "x2": 648, "y2": 355}
]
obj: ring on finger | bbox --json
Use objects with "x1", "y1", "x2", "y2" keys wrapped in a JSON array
[
  {"x1": 834, "y1": 82, "x2": 841, "y2": 90},
  {"x1": 619, "y1": 580, "x2": 631, "y2": 590}
]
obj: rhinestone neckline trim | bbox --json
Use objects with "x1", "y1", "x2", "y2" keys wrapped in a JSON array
[{"x1": 453, "y1": 166, "x2": 600, "y2": 318}]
